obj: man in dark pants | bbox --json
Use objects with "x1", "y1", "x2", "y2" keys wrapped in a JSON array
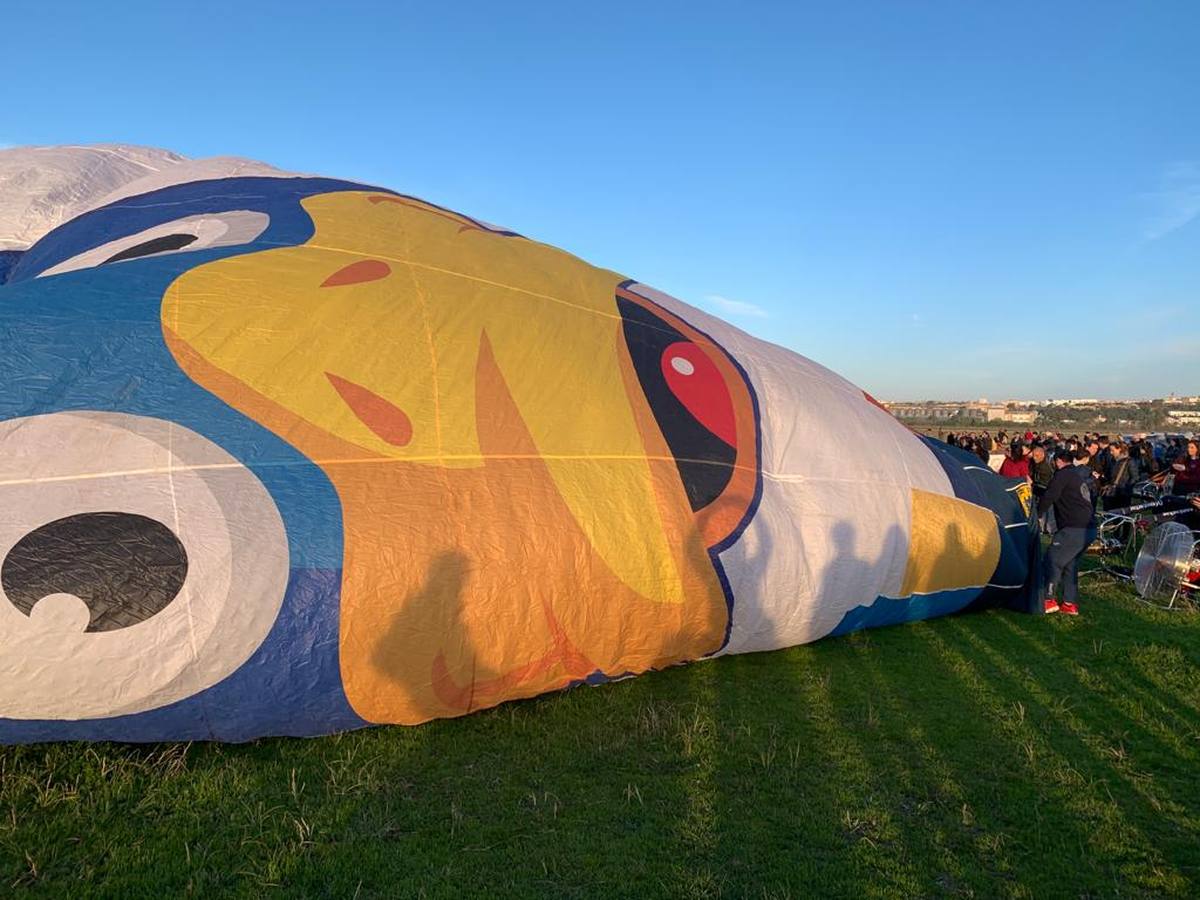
[{"x1": 1038, "y1": 449, "x2": 1098, "y2": 616}]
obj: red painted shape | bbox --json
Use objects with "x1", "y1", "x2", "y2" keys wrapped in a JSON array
[
  {"x1": 326, "y1": 372, "x2": 412, "y2": 447},
  {"x1": 321, "y1": 259, "x2": 391, "y2": 287},
  {"x1": 862, "y1": 390, "x2": 888, "y2": 412},
  {"x1": 660, "y1": 341, "x2": 737, "y2": 448}
]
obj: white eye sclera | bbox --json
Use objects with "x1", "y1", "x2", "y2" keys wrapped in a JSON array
[
  {"x1": 38, "y1": 210, "x2": 270, "y2": 278},
  {"x1": 0, "y1": 412, "x2": 289, "y2": 720}
]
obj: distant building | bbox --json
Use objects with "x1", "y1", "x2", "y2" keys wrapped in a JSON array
[
  {"x1": 882, "y1": 401, "x2": 1038, "y2": 424},
  {"x1": 1006, "y1": 411, "x2": 1039, "y2": 424},
  {"x1": 884, "y1": 402, "x2": 980, "y2": 422},
  {"x1": 1167, "y1": 410, "x2": 1200, "y2": 425}
]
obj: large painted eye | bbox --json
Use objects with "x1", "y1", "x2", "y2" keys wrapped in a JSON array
[
  {"x1": 37, "y1": 210, "x2": 270, "y2": 278},
  {"x1": 617, "y1": 295, "x2": 739, "y2": 511},
  {"x1": 0, "y1": 412, "x2": 289, "y2": 720}
]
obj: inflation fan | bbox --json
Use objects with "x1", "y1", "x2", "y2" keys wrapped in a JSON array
[{"x1": 1132, "y1": 522, "x2": 1200, "y2": 610}]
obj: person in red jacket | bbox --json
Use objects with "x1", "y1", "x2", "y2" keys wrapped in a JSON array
[
  {"x1": 1172, "y1": 439, "x2": 1200, "y2": 495},
  {"x1": 999, "y1": 441, "x2": 1031, "y2": 480}
]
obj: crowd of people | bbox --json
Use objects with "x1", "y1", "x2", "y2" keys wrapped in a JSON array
[
  {"x1": 941, "y1": 429, "x2": 1200, "y2": 506},
  {"x1": 938, "y1": 428, "x2": 1200, "y2": 617}
]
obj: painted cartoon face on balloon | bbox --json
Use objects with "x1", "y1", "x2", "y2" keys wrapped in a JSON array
[
  {"x1": 159, "y1": 190, "x2": 761, "y2": 724},
  {"x1": 0, "y1": 159, "x2": 1037, "y2": 744}
]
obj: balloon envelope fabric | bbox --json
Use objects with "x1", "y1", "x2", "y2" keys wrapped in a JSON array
[{"x1": 0, "y1": 146, "x2": 1039, "y2": 742}]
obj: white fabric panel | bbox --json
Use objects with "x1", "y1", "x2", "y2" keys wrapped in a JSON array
[
  {"x1": 719, "y1": 478, "x2": 912, "y2": 652},
  {"x1": 625, "y1": 284, "x2": 955, "y2": 653},
  {"x1": 86, "y1": 155, "x2": 293, "y2": 212},
  {"x1": 0, "y1": 145, "x2": 184, "y2": 250},
  {"x1": 0, "y1": 145, "x2": 292, "y2": 251}
]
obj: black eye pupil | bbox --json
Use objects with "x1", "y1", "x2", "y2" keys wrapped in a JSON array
[
  {"x1": 2, "y1": 512, "x2": 188, "y2": 632},
  {"x1": 103, "y1": 233, "x2": 198, "y2": 264}
]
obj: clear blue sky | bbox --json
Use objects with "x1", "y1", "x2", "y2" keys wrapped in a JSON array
[{"x1": 4, "y1": 1, "x2": 1197, "y2": 400}]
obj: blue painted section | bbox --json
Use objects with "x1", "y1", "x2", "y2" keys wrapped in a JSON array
[
  {"x1": 0, "y1": 177, "x2": 382, "y2": 742},
  {"x1": 831, "y1": 436, "x2": 1041, "y2": 637},
  {"x1": 0, "y1": 569, "x2": 366, "y2": 742},
  {"x1": 920, "y1": 437, "x2": 987, "y2": 501},
  {"x1": 920, "y1": 435, "x2": 1041, "y2": 615},
  {"x1": 7, "y1": 176, "x2": 379, "y2": 283},
  {"x1": 831, "y1": 587, "x2": 981, "y2": 636},
  {"x1": 0, "y1": 250, "x2": 21, "y2": 285}
]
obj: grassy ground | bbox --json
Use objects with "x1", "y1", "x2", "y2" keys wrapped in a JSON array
[{"x1": 2, "y1": 578, "x2": 1198, "y2": 899}]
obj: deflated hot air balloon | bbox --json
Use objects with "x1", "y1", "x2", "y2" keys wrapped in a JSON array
[{"x1": 0, "y1": 145, "x2": 1039, "y2": 742}]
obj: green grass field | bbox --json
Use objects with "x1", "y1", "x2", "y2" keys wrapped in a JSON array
[{"x1": 3, "y1": 577, "x2": 1198, "y2": 898}]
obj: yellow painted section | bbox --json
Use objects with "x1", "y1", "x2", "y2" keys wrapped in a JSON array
[
  {"x1": 163, "y1": 193, "x2": 685, "y2": 604},
  {"x1": 1013, "y1": 482, "x2": 1033, "y2": 518},
  {"x1": 162, "y1": 191, "x2": 746, "y2": 723},
  {"x1": 900, "y1": 488, "x2": 1001, "y2": 595}
]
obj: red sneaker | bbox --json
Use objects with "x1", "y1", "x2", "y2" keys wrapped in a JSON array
[
  {"x1": 1059, "y1": 601, "x2": 1079, "y2": 616},
  {"x1": 1044, "y1": 599, "x2": 1060, "y2": 614}
]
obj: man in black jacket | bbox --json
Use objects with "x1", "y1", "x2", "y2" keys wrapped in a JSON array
[
  {"x1": 1029, "y1": 443, "x2": 1056, "y2": 530},
  {"x1": 1038, "y1": 449, "x2": 1098, "y2": 616},
  {"x1": 1103, "y1": 441, "x2": 1135, "y2": 510},
  {"x1": 1029, "y1": 444, "x2": 1055, "y2": 498},
  {"x1": 1086, "y1": 439, "x2": 1106, "y2": 489}
]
